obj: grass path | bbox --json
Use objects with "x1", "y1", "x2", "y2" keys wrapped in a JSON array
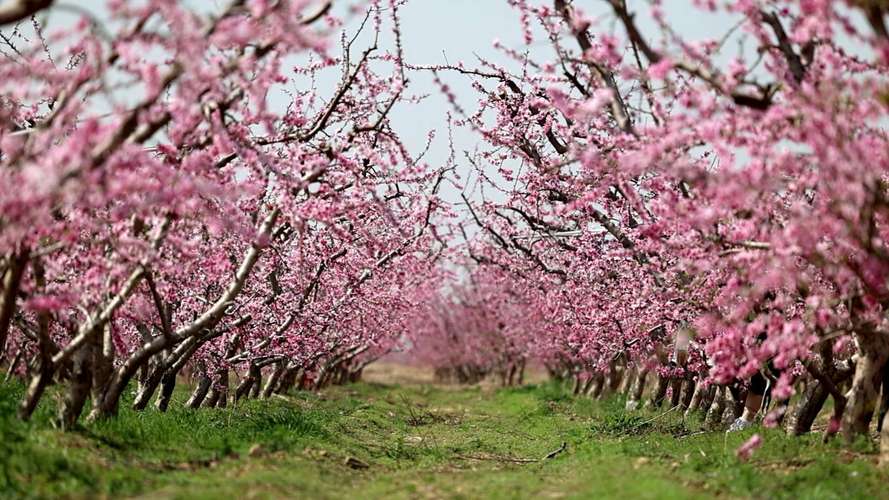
[{"x1": 2, "y1": 365, "x2": 888, "y2": 499}]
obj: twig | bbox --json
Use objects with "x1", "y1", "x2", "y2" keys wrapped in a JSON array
[
  {"x1": 543, "y1": 441, "x2": 568, "y2": 460},
  {"x1": 456, "y1": 441, "x2": 568, "y2": 464},
  {"x1": 677, "y1": 430, "x2": 709, "y2": 440},
  {"x1": 633, "y1": 406, "x2": 676, "y2": 430}
]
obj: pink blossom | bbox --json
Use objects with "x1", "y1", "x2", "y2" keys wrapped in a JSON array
[{"x1": 736, "y1": 434, "x2": 763, "y2": 461}]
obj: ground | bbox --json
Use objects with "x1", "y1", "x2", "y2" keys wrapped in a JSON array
[{"x1": 1, "y1": 363, "x2": 888, "y2": 499}]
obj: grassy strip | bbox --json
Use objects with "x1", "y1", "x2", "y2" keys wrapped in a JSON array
[{"x1": 1, "y1": 381, "x2": 887, "y2": 499}]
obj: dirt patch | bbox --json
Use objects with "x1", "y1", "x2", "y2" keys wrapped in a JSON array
[
  {"x1": 362, "y1": 362, "x2": 439, "y2": 386},
  {"x1": 362, "y1": 361, "x2": 550, "y2": 388}
]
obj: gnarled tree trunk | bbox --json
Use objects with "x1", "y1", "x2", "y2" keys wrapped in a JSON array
[
  {"x1": 843, "y1": 331, "x2": 889, "y2": 440},
  {"x1": 90, "y1": 325, "x2": 115, "y2": 416},
  {"x1": 186, "y1": 370, "x2": 211, "y2": 409},
  {"x1": 262, "y1": 362, "x2": 285, "y2": 399},
  {"x1": 57, "y1": 344, "x2": 93, "y2": 430},
  {"x1": 650, "y1": 375, "x2": 669, "y2": 408},
  {"x1": 234, "y1": 363, "x2": 261, "y2": 402},
  {"x1": 705, "y1": 385, "x2": 727, "y2": 426},
  {"x1": 132, "y1": 362, "x2": 165, "y2": 411},
  {"x1": 0, "y1": 249, "x2": 28, "y2": 362},
  {"x1": 881, "y1": 411, "x2": 889, "y2": 466},
  {"x1": 155, "y1": 369, "x2": 177, "y2": 411},
  {"x1": 680, "y1": 379, "x2": 696, "y2": 410},
  {"x1": 789, "y1": 379, "x2": 829, "y2": 435}
]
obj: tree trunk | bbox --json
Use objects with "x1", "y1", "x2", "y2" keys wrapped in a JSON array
[
  {"x1": 234, "y1": 363, "x2": 260, "y2": 402},
  {"x1": 680, "y1": 379, "x2": 696, "y2": 410},
  {"x1": 250, "y1": 367, "x2": 263, "y2": 398},
  {"x1": 877, "y1": 365, "x2": 889, "y2": 433},
  {"x1": 589, "y1": 373, "x2": 605, "y2": 398},
  {"x1": 18, "y1": 360, "x2": 53, "y2": 420},
  {"x1": 155, "y1": 369, "x2": 177, "y2": 412},
  {"x1": 699, "y1": 385, "x2": 716, "y2": 416},
  {"x1": 262, "y1": 363, "x2": 285, "y2": 399},
  {"x1": 203, "y1": 384, "x2": 220, "y2": 408},
  {"x1": 621, "y1": 366, "x2": 638, "y2": 395},
  {"x1": 881, "y1": 411, "x2": 889, "y2": 466},
  {"x1": 730, "y1": 385, "x2": 747, "y2": 420},
  {"x1": 571, "y1": 374, "x2": 582, "y2": 395},
  {"x1": 706, "y1": 385, "x2": 727, "y2": 426},
  {"x1": 628, "y1": 369, "x2": 648, "y2": 407},
  {"x1": 669, "y1": 378, "x2": 683, "y2": 408},
  {"x1": 275, "y1": 363, "x2": 300, "y2": 394},
  {"x1": 18, "y1": 313, "x2": 56, "y2": 421},
  {"x1": 90, "y1": 325, "x2": 115, "y2": 416},
  {"x1": 186, "y1": 372, "x2": 211, "y2": 409},
  {"x1": 206, "y1": 367, "x2": 228, "y2": 408},
  {"x1": 789, "y1": 379, "x2": 829, "y2": 435},
  {"x1": 685, "y1": 380, "x2": 706, "y2": 417},
  {"x1": 4, "y1": 348, "x2": 22, "y2": 382},
  {"x1": 0, "y1": 249, "x2": 29, "y2": 362},
  {"x1": 57, "y1": 344, "x2": 93, "y2": 430},
  {"x1": 650, "y1": 375, "x2": 669, "y2": 408},
  {"x1": 132, "y1": 363, "x2": 165, "y2": 411},
  {"x1": 606, "y1": 362, "x2": 624, "y2": 396},
  {"x1": 843, "y1": 331, "x2": 889, "y2": 440}
]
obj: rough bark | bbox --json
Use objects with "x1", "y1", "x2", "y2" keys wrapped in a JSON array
[
  {"x1": 699, "y1": 385, "x2": 716, "y2": 416},
  {"x1": 4, "y1": 348, "x2": 23, "y2": 383},
  {"x1": 706, "y1": 385, "x2": 727, "y2": 426},
  {"x1": 580, "y1": 374, "x2": 595, "y2": 396},
  {"x1": 186, "y1": 372, "x2": 211, "y2": 409},
  {"x1": 670, "y1": 378, "x2": 683, "y2": 408},
  {"x1": 680, "y1": 379, "x2": 696, "y2": 410},
  {"x1": 589, "y1": 373, "x2": 605, "y2": 398},
  {"x1": 234, "y1": 363, "x2": 260, "y2": 402},
  {"x1": 154, "y1": 369, "x2": 177, "y2": 412},
  {"x1": 571, "y1": 374, "x2": 583, "y2": 395},
  {"x1": 629, "y1": 369, "x2": 648, "y2": 406},
  {"x1": 57, "y1": 343, "x2": 93, "y2": 430},
  {"x1": 730, "y1": 385, "x2": 747, "y2": 420},
  {"x1": 606, "y1": 362, "x2": 624, "y2": 396},
  {"x1": 205, "y1": 367, "x2": 229, "y2": 408},
  {"x1": 685, "y1": 380, "x2": 706, "y2": 417},
  {"x1": 18, "y1": 360, "x2": 53, "y2": 420},
  {"x1": 877, "y1": 365, "x2": 889, "y2": 433},
  {"x1": 250, "y1": 367, "x2": 263, "y2": 398},
  {"x1": 0, "y1": 0, "x2": 54, "y2": 26},
  {"x1": 94, "y1": 316, "x2": 246, "y2": 418},
  {"x1": 0, "y1": 249, "x2": 28, "y2": 361},
  {"x1": 89, "y1": 325, "x2": 116, "y2": 417},
  {"x1": 789, "y1": 379, "x2": 829, "y2": 435},
  {"x1": 881, "y1": 411, "x2": 889, "y2": 467},
  {"x1": 132, "y1": 364, "x2": 165, "y2": 411},
  {"x1": 621, "y1": 366, "x2": 638, "y2": 395},
  {"x1": 17, "y1": 309, "x2": 56, "y2": 420},
  {"x1": 79, "y1": 212, "x2": 267, "y2": 421},
  {"x1": 650, "y1": 375, "x2": 669, "y2": 408},
  {"x1": 275, "y1": 363, "x2": 301, "y2": 395},
  {"x1": 843, "y1": 330, "x2": 889, "y2": 440},
  {"x1": 262, "y1": 363, "x2": 285, "y2": 399}
]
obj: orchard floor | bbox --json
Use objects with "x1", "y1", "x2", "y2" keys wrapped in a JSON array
[{"x1": 2, "y1": 364, "x2": 889, "y2": 500}]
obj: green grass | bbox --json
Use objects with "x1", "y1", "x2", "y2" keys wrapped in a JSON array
[{"x1": 1, "y1": 380, "x2": 887, "y2": 499}]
